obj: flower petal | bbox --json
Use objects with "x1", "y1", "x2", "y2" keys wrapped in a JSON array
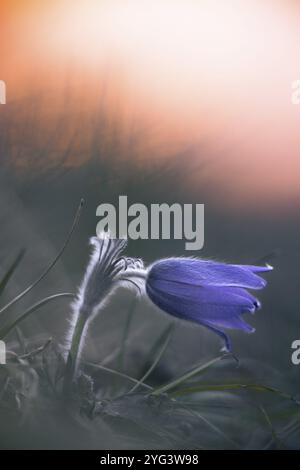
[
  {"x1": 146, "y1": 283, "x2": 256, "y2": 327},
  {"x1": 148, "y1": 258, "x2": 271, "y2": 290}
]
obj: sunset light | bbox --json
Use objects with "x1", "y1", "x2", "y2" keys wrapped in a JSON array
[{"x1": 2, "y1": 0, "x2": 300, "y2": 209}]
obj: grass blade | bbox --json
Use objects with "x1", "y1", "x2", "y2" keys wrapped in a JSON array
[
  {"x1": 0, "y1": 292, "x2": 74, "y2": 339},
  {"x1": 0, "y1": 249, "x2": 25, "y2": 296},
  {"x1": 186, "y1": 406, "x2": 241, "y2": 449},
  {"x1": 259, "y1": 405, "x2": 284, "y2": 449},
  {"x1": 85, "y1": 361, "x2": 153, "y2": 391},
  {"x1": 151, "y1": 354, "x2": 227, "y2": 396},
  {"x1": 0, "y1": 199, "x2": 83, "y2": 317},
  {"x1": 170, "y1": 382, "x2": 300, "y2": 404},
  {"x1": 128, "y1": 323, "x2": 174, "y2": 393},
  {"x1": 116, "y1": 295, "x2": 138, "y2": 373}
]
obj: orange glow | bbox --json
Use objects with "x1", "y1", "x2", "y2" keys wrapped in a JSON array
[{"x1": 1, "y1": 0, "x2": 300, "y2": 210}]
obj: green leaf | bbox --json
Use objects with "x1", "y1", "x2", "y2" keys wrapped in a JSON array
[
  {"x1": 0, "y1": 249, "x2": 25, "y2": 297},
  {"x1": 0, "y1": 199, "x2": 83, "y2": 317},
  {"x1": 0, "y1": 292, "x2": 74, "y2": 339},
  {"x1": 85, "y1": 361, "x2": 153, "y2": 391},
  {"x1": 116, "y1": 294, "x2": 138, "y2": 373},
  {"x1": 170, "y1": 382, "x2": 300, "y2": 404},
  {"x1": 259, "y1": 405, "x2": 285, "y2": 449},
  {"x1": 128, "y1": 322, "x2": 174, "y2": 393},
  {"x1": 150, "y1": 354, "x2": 227, "y2": 396}
]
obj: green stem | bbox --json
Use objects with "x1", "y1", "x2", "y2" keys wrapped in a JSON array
[{"x1": 64, "y1": 306, "x2": 89, "y2": 394}]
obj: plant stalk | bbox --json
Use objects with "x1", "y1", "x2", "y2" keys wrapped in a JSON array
[{"x1": 64, "y1": 306, "x2": 89, "y2": 395}]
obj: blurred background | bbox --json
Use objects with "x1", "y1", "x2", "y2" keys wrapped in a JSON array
[{"x1": 0, "y1": 0, "x2": 300, "y2": 420}]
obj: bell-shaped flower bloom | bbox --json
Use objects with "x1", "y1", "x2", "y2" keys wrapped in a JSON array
[{"x1": 145, "y1": 257, "x2": 273, "y2": 351}]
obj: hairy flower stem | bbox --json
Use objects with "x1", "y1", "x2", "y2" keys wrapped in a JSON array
[
  {"x1": 64, "y1": 306, "x2": 89, "y2": 395},
  {"x1": 62, "y1": 233, "x2": 147, "y2": 398}
]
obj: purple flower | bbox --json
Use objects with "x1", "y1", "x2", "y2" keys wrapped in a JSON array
[{"x1": 145, "y1": 258, "x2": 273, "y2": 352}]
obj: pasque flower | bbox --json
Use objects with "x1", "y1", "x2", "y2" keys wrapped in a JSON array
[
  {"x1": 65, "y1": 232, "x2": 273, "y2": 390},
  {"x1": 145, "y1": 258, "x2": 273, "y2": 351}
]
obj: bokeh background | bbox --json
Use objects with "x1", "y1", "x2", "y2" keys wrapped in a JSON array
[{"x1": 0, "y1": 0, "x2": 300, "y2": 448}]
